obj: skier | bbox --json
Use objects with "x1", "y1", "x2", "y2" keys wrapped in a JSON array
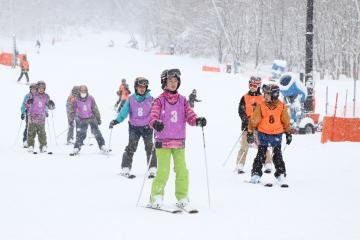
[
  {"x1": 71, "y1": 85, "x2": 109, "y2": 155},
  {"x1": 17, "y1": 55, "x2": 30, "y2": 84},
  {"x1": 236, "y1": 76, "x2": 272, "y2": 174},
  {"x1": 148, "y1": 68, "x2": 207, "y2": 209},
  {"x1": 26, "y1": 81, "x2": 55, "y2": 153},
  {"x1": 169, "y1": 43, "x2": 175, "y2": 55},
  {"x1": 247, "y1": 84, "x2": 292, "y2": 187},
  {"x1": 114, "y1": 79, "x2": 131, "y2": 113},
  {"x1": 35, "y1": 40, "x2": 41, "y2": 54},
  {"x1": 188, "y1": 89, "x2": 202, "y2": 109},
  {"x1": 20, "y1": 83, "x2": 38, "y2": 147},
  {"x1": 66, "y1": 86, "x2": 80, "y2": 144},
  {"x1": 109, "y1": 77, "x2": 157, "y2": 178}
]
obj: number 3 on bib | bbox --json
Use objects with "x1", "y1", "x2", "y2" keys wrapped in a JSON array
[{"x1": 171, "y1": 111, "x2": 178, "y2": 123}]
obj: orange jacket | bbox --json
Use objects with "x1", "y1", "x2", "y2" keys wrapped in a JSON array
[
  {"x1": 119, "y1": 84, "x2": 130, "y2": 101},
  {"x1": 248, "y1": 99, "x2": 291, "y2": 134},
  {"x1": 244, "y1": 94, "x2": 264, "y2": 117},
  {"x1": 21, "y1": 60, "x2": 29, "y2": 71}
]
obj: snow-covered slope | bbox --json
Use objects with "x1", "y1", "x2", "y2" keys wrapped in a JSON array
[{"x1": 0, "y1": 32, "x2": 359, "y2": 240}]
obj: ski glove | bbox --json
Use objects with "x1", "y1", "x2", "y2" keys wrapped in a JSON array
[
  {"x1": 286, "y1": 133, "x2": 292, "y2": 145},
  {"x1": 48, "y1": 100, "x2": 55, "y2": 110},
  {"x1": 247, "y1": 132, "x2": 255, "y2": 144},
  {"x1": 45, "y1": 112, "x2": 49, "y2": 118},
  {"x1": 21, "y1": 113, "x2": 25, "y2": 120},
  {"x1": 97, "y1": 119, "x2": 102, "y2": 125},
  {"x1": 196, "y1": 117, "x2": 207, "y2": 127},
  {"x1": 109, "y1": 120, "x2": 119, "y2": 129},
  {"x1": 27, "y1": 98, "x2": 33, "y2": 105},
  {"x1": 153, "y1": 120, "x2": 164, "y2": 132}
]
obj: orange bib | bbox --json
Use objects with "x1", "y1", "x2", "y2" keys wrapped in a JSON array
[
  {"x1": 244, "y1": 94, "x2": 264, "y2": 117},
  {"x1": 258, "y1": 101, "x2": 284, "y2": 134}
]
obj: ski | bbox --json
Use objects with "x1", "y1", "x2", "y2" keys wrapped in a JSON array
[
  {"x1": 69, "y1": 152, "x2": 79, "y2": 156},
  {"x1": 120, "y1": 173, "x2": 136, "y2": 179},
  {"x1": 144, "y1": 205, "x2": 182, "y2": 214},
  {"x1": 177, "y1": 205, "x2": 199, "y2": 214},
  {"x1": 244, "y1": 180, "x2": 273, "y2": 187}
]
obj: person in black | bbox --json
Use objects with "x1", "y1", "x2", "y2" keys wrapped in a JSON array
[{"x1": 188, "y1": 89, "x2": 202, "y2": 108}]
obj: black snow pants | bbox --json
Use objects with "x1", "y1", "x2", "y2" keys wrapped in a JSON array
[
  {"x1": 74, "y1": 118, "x2": 105, "y2": 150},
  {"x1": 121, "y1": 123, "x2": 157, "y2": 170}
]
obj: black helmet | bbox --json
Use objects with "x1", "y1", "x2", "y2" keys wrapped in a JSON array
[
  {"x1": 134, "y1": 77, "x2": 149, "y2": 95},
  {"x1": 160, "y1": 68, "x2": 181, "y2": 89},
  {"x1": 71, "y1": 86, "x2": 80, "y2": 96},
  {"x1": 37, "y1": 81, "x2": 46, "y2": 90},
  {"x1": 29, "y1": 83, "x2": 37, "y2": 91},
  {"x1": 262, "y1": 84, "x2": 280, "y2": 101}
]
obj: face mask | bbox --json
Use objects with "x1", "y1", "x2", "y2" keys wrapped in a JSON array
[{"x1": 80, "y1": 93, "x2": 87, "y2": 98}]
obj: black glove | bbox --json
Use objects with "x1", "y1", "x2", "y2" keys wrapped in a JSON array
[
  {"x1": 45, "y1": 112, "x2": 49, "y2": 118},
  {"x1": 286, "y1": 133, "x2": 292, "y2": 145},
  {"x1": 247, "y1": 132, "x2": 255, "y2": 144},
  {"x1": 196, "y1": 117, "x2": 207, "y2": 127},
  {"x1": 27, "y1": 98, "x2": 33, "y2": 105},
  {"x1": 109, "y1": 119, "x2": 119, "y2": 129},
  {"x1": 21, "y1": 113, "x2": 25, "y2": 120},
  {"x1": 153, "y1": 120, "x2": 164, "y2": 132},
  {"x1": 97, "y1": 119, "x2": 101, "y2": 125},
  {"x1": 48, "y1": 100, "x2": 55, "y2": 110}
]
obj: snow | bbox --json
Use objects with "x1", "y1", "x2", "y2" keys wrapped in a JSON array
[{"x1": 0, "y1": 31, "x2": 360, "y2": 240}]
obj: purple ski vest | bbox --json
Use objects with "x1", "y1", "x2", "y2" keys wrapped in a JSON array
[
  {"x1": 129, "y1": 95, "x2": 153, "y2": 126},
  {"x1": 29, "y1": 93, "x2": 48, "y2": 115},
  {"x1": 156, "y1": 95, "x2": 186, "y2": 140},
  {"x1": 75, "y1": 96, "x2": 94, "y2": 119}
]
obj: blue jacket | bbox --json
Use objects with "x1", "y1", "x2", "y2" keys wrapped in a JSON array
[
  {"x1": 115, "y1": 90, "x2": 153, "y2": 124},
  {"x1": 21, "y1": 93, "x2": 31, "y2": 114}
]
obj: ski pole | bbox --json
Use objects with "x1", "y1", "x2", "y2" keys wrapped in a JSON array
[
  {"x1": 51, "y1": 111, "x2": 58, "y2": 145},
  {"x1": 106, "y1": 128, "x2": 113, "y2": 158},
  {"x1": 222, "y1": 130, "x2": 245, "y2": 167},
  {"x1": 136, "y1": 135, "x2": 155, "y2": 207},
  {"x1": 13, "y1": 119, "x2": 23, "y2": 147},
  {"x1": 46, "y1": 118, "x2": 52, "y2": 145},
  {"x1": 55, "y1": 127, "x2": 69, "y2": 139},
  {"x1": 201, "y1": 126, "x2": 211, "y2": 208}
]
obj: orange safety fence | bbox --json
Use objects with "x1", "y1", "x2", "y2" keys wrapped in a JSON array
[
  {"x1": 321, "y1": 116, "x2": 360, "y2": 143},
  {"x1": 202, "y1": 65, "x2": 220, "y2": 72},
  {"x1": 305, "y1": 113, "x2": 320, "y2": 124},
  {"x1": 0, "y1": 52, "x2": 14, "y2": 66}
]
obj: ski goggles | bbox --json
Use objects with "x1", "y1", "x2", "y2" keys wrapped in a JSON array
[
  {"x1": 136, "y1": 77, "x2": 149, "y2": 86},
  {"x1": 166, "y1": 68, "x2": 181, "y2": 78}
]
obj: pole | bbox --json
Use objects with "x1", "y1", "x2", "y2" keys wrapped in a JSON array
[
  {"x1": 55, "y1": 127, "x2": 69, "y2": 139},
  {"x1": 136, "y1": 136, "x2": 155, "y2": 207},
  {"x1": 201, "y1": 127, "x2": 211, "y2": 208},
  {"x1": 222, "y1": 130, "x2": 245, "y2": 167},
  {"x1": 305, "y1": 0, "x2": 314, "y2": 112},
  {"x1": 51, "y1": 111, "x2": 58, "y2": 145},
  {"x1": 46, "y1": 118, "x2": 52, "y2": 145},
  {"x1": 13, "y1": 119, "x2": 23, "y2": 147},
  {"x1": 325, "y1": 86, "x2": 328, "y2": 115}
]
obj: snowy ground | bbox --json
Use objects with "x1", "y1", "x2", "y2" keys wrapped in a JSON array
[{"x1": 0, "y1": 32, "x2": 359, "y2": 240}]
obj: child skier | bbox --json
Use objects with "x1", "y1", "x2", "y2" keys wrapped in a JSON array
[
  {"x1": 71, "y1": 85, "x2": 109, "y2": 155},
  {"x1": 236, "y1": 76, "x2": 272, "y2": 174},
  {"x1": 26, "y1": 81, "x2": 55, "y2": 152},
  {"x1": 188, "y1": 89, "x2": 202, "y2": 109},
  {"x1": 247, "y1": 84, "x2": 292, "y2": 187},
  {"x1": 20, "y1": 83, "x2": 38, "y2": 147},
  {"x1": 66, "y1": 86, "x2": 80, "y2": 144},
  {"x1": 17, "y1": 55, "x2": 30, "y2": 84},
  {"x1": 109, "y1": 77, "x2": 157, "y2": 178},
  {"x1": 148, "y1": 69, "x2": 207, "y2": 209},
  {"x1": 114, "y1": 79, "x2": 131, "y2": 113}
]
